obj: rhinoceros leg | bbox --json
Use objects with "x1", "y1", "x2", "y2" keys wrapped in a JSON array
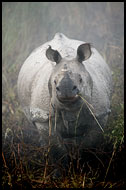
[{"x1": 34, "y1": 121, "x2": 69, "y2": 177}]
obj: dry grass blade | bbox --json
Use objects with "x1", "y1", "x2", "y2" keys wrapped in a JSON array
[
  {"x1": 104, "y1": 140, "x2": 117, "y2": 182},
  {"x1": 2, "y1": 152, "x2": 12, "y2": 187},
  {"x1": 49, "y1": 101, "x2": 52, "y2": 138},
  {"x1": 78, "y1": 95, "x2": 94, "y2": 110},
  {"x1": 78, "y1": 95, "x2": 104, "y2": 133},
  {"x1": 82, "y1": 173, "x2": 86, "y2": 188},
  {"x1": 75, "y1": 102, "x2": 84, "y2": 135},
  {"x1": 54, "y1": 109, "x2": 57, "y2": 132},
  {"x1": 2, "y1": 152, "x2": 8, "y2": 168}
]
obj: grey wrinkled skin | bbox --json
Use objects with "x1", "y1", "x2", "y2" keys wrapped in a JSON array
[{"x1": 17, "y1": 33, "x2": 112, "y2": 169}]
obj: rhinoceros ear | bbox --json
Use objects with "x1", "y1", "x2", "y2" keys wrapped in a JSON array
[
  {"x1": 46, "y1": 45, "x2": 62, "y2": 64},
  {"x1": 77, "y1": 43, "x2": 92, "y2": 63}
]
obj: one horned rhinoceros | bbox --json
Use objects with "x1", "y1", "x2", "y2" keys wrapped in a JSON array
[{"x1": 17, "y1": 33, "x2": 112, "y2": 161}]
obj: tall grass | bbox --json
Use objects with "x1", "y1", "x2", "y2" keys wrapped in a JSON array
[{"x1": 2, "y1": 2, "x2": 124, "y2": 188}]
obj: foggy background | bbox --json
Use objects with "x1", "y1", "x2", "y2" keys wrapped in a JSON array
[{"x1": 2, "y1": 2, "x2": 124, "y2": 188}]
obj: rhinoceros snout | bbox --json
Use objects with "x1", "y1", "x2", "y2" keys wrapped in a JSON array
[{"x1": 55, "y1": 77, "x2": 80, "y2": 103}]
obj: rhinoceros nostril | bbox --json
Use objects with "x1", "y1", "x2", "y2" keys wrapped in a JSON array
[
  {"x1": 56, "y1": 87, "x2": 60, "y2": 91},
  {"x1": 72, "y1": 86, "x2": 77, "y2": 91},
  {"x1": 72, "y1": 86, "x2": 79, "y2": 94}
]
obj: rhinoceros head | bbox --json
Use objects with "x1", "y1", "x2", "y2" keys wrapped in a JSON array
[{"x1": 46, "y1": 44, "x2": 93, "y2": 109}]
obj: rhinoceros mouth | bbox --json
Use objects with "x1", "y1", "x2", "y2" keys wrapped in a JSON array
[{"x1": 57, "y1": 94, "x2": 79, "y2": 103}]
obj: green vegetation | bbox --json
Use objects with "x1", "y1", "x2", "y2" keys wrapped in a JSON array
[{"x1": 2, "y1": 2, "x2": 124, "y2": 189}]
